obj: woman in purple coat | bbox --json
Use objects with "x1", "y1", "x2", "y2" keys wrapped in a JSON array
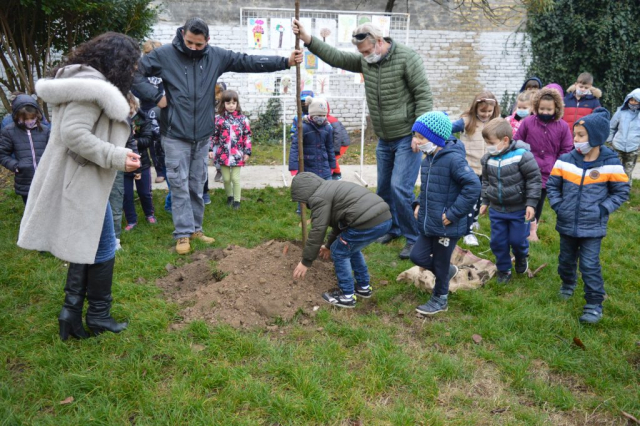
[{"x1": 514, "y1": 87, "x2": 573, "y2": 241}]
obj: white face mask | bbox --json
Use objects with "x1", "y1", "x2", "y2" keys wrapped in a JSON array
[
  {"x1": 576, "y1": 89, "x2": 591, "y2": 97},
  {"x1": 574, "y1": 141, "x2": 592, "y2": 155},
  {"x1": 418, "y1": 142, "x2": 438, "y2": 155},
  {"x1": 486, "y1": 143, "x2": 505, "y2": 156},
  {"x1": 363, "y1": 43, "x2": 382, "y2": 64}
]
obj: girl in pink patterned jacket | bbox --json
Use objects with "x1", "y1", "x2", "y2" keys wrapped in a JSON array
[{"x1": 210, "y1": 90, "x2": 252, "y2": 210}]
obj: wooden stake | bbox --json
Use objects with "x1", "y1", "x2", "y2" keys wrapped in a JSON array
[{"x1": 295, "y1": 0, "x2": 307, "y2": 246}]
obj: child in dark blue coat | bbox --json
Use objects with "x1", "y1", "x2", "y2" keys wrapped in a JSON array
[
  {"x1": 0, "y1": 94, "x2": 50, "y2": 204},
  {"x1": 410, "y1": 111, "x2": 481, "y2": 316},
  {"x1": 547, "y1": 107, "x2": 629, "y2": 324},
  {"x1": 289, "y1": 97, "x2": 336, "y2": 180}
]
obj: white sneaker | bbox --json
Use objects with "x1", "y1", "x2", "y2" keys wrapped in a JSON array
[
  {"x1": 463, "y1": 234, "x2": 479, "y2": 246},
  {"x1": 115, "y1": 238, "x2": 122, "y2": 251}
]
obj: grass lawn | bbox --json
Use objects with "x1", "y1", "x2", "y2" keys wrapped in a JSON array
[
  {"x1": 249, "y1": 131, "x2": 378, "y2": 167},
  {"x1": 0, "y1": 183, "x2": 639, "y2": 425}
]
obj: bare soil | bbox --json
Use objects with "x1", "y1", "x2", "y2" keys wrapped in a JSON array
[{"x1": 156, "y1": 240, "x2": 337, "y2": 328}]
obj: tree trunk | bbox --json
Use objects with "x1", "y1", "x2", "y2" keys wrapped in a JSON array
[{"x1": 385, "y1": 0, "x2": 396, "y2": 12}]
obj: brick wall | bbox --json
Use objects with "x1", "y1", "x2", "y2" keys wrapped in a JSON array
[{"x1": 150, "y1": 21, "x2": 529, "y2": 131}]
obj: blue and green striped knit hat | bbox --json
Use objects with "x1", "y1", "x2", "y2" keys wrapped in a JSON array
[{"x1": 412, "y1": 111, "x2": 452, "y2": 147}]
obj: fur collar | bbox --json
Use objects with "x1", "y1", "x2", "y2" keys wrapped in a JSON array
[
  {"x1": 566, "y1": 84, "x2": 602, "y2": 99},
  {"x1": 35, "y1": 65, "x2": 129, "y2": 122}
]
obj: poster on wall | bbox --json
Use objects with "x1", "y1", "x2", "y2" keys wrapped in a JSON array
[
  {"x1": 372, "y1": 15, "x2": 391, "y2": 37},
  {"x1": 253, "y1": 75, "x2": 275, "y2": 94},
  {"x1": 314, "y1": 18, "x2": 337, "y2": 47},
  {"x1": 318, "y1": 59, "x2": 332, "y2": 73},
  {"x1": 270, "y1": 18, "x2": 292, "y2": 50},
  {"x1": 337, "y1": 14, "x2": 357, "y2": 44},
  {"x1": 316, "y1": 75, "x2": 330, "y2": 96},
  {"x1": 301, "y1": 72, "x2": 314, "y2": 92},
  {"x1": 304, "y1": 51, "x2": 319, "y2": 70},
  {"x1": 247, "y1": 18, "x2": 268, "y2": 49},
  {"x1": 357, "y1": 15, "x2": 372, "y2": 26}
]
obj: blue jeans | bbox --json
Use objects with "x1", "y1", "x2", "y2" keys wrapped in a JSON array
[
  {"x1": 489, "y1": 208, "x2": 530, "y2": 272},
  {"x1": 558, "y1": 235, "x2": 605, "y2": 305},
  {"x1": 330, "y1": 219, "x2": 392, "y2": 295},
  {"x1": 409, "y1": 234, "x2": 459, "y2": 297},
  {"x1": 124, "y1": 168, "x2": 155, "y2": 224},
  {"x1": 95, "y1": 202, "x2": 116, "y2": 264},
  {"x1": 376, "y1": 135, "x2": 421, "y2": 244}
]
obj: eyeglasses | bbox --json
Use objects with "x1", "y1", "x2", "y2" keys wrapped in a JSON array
[
  {"x1": 476, "y1": 98, "x2": 497, "y2": 104},
  {"x1": 352, "y1": 32, "x2": 371, "y2": 42}
]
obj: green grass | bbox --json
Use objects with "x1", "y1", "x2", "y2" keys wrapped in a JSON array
[
  {"x1": 1, "y1": 184, "x2": 639, "y2": 425},
  {"x1": 249, "y1": 131, "x2": 377, "y2": 166}
]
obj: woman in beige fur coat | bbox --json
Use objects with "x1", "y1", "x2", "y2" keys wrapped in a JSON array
[{"x1": 18, "y1": 33, "x2": 142, "y2": 340}]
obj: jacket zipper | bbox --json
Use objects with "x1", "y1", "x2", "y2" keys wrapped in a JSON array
[
  {"x1": 573, "y1": 166, "x2": 588, "y2": 234},
  {"x1": 422, "y1": 156, "x2": 432, "y2": 235},
  {"x1": 377, "y1": 64, "x2": 385, "y2": 140},
  {"x1": 497, "y1": 156, "x2": 503, "y2": 209},
  {"x1": 193, "y1": 59, "x2": 197, "y2": 141},
  {"x1": 26, "y1": 129, "x2": 37, "y2": 171}
]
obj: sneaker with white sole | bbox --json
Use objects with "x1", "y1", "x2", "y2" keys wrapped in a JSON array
[
  {"x1": 579, "y1": 304, "x2": 603, "y2": 324},
  {"x1": 416, "y1": 294, "x2": 448, "y2": 315},
  {"x1": 354, "y1": 285, "x2": 373, "y2": 298},
  {"x1": 463, "y1": 233, "x2": 479, "y2": 246},
  {"x1": 322, "y1": 289, "x2": 357, "y2": 308}
]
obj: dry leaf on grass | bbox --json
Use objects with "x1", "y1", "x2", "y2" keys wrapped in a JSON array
[
  {"x1": 472, "y1": 334, "x2": 483, "y2": 344},
  {"x1": 573, "y1": 337, "x2": 586, "y2": 351},
  {"x1": 59, "y1": 396, "x2": 74, "y2": 405}
]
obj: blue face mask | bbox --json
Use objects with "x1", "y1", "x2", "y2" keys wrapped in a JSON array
[{"x1": 515, "y1": 109, "x2": 530, "y2": 118}]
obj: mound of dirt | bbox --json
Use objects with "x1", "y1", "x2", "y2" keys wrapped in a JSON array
[{"x1": 156, "y1": 240, "x2": 337, "y2": 328}]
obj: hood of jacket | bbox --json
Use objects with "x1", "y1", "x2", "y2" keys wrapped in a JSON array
[
  {"x1": 11, "y1": 94, "x2": 44, "y2": 123},
  {"x1": 291, "y1": 172, "x2": 325, "y2": 204},
  {"x1": 566, "y1": 84, "x2": 602, "y2": 99},
  {"x1": 35, "y1": 64, "x2": 129, "y2": 122},
  {"x1": 519, "y1": 76, "x2": 542, "y2": 93},
  {"x1": 172, "y1": 26, "x2": 210, "y2": 59},
  {"x1": 432, "y1": 137, "x2": 467, "y2": 161},
  {"x1": 621, "y1": 88, "x2": 640, "y2": 110}
]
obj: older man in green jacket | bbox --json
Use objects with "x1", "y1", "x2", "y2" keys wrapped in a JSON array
[{"x1": 293, "y1": 20, "x2": 433, "y2": 259}]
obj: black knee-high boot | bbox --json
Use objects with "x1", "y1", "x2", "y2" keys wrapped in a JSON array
[
  {"x1": 85, "y1": 258, "x2": 128, "y2": 335},
  {"x1": 59, "y1": 263, "x2": 90, "y2": 340}
]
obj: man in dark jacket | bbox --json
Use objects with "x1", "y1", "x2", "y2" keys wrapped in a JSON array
[
  {"x1": 0, "y1": 94, "x2": 50, "y2": 204},
  {"x1": 293, "y1": 20, "x2": 433, "y2": 259},
  {"x1": 133, "y1": 17, "x2": 303, "y2": 255},
  {"x1": 479, "y1": 118, "x2": 542, "y2": 284},
  {"x1": 291, "y1": 172, "x2": 392, "y2": 308}
]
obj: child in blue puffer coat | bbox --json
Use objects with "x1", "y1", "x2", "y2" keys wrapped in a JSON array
[
  {"x1": 410, "y1": 111, "x2": 481, "y2": 316},
  {"x1": 547, "y1": 107, "x2": 629, "y2": 324},
  {"x1": 289, "y1": 97, "x2": 336, "y2": 180},
  {"x1": 608, "y1": 88, "x2": 640, "y2": 186}
]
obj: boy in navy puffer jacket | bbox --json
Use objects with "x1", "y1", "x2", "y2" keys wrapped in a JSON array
[
  {"x1": 410, "y1": 111, "x2": 481, "y2": 316},
  {"x1": 479, "y1": 118, "x2": 542, "y2": 284},
  {"x1": 547, "y1": 107, "x2": 629, "y2": 324}
]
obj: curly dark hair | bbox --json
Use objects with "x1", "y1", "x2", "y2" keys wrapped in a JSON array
[{"x1": 52, "y1": 32, "x2": 140, "y2": 95}]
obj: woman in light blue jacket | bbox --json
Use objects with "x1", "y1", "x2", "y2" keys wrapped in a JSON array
[{"x1": 609, "y1": 88, "x2": 640, "y2": 184}]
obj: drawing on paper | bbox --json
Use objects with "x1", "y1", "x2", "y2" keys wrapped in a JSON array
[
  {"x1": 315, "y1": 18, "x2": 337, "y2": 47},
  {"x1": 372, "y1": 15, "x2": 391, "y2": 37},
  {"x1": 337, "y1": 15, "x2": 357, "y2": 44},
  {"x1": 248, "y1": 18, "x2": 267, "y2": 49}
]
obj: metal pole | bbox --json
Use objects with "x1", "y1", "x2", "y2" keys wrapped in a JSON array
[
  {"x1": 295, "y1": 0, "x2": 307, "y2": 246},
  {"x1": 354, "y1": 98, "x2": 368, "y2": 186}
]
